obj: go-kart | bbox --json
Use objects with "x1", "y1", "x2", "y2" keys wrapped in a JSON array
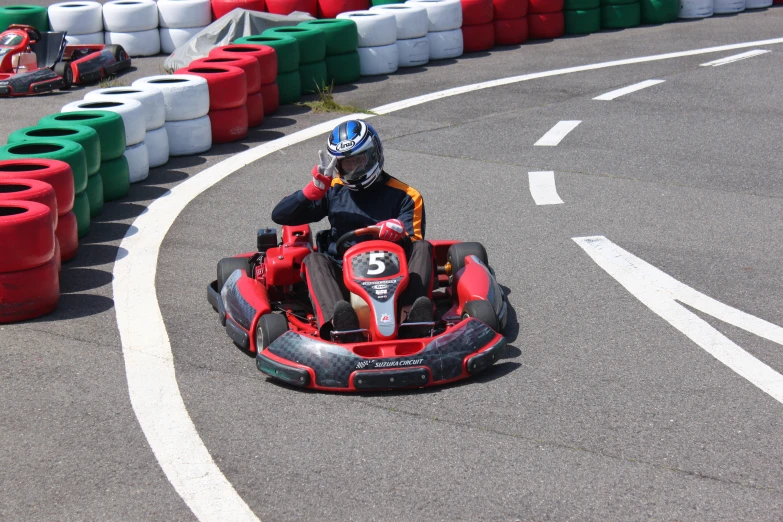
[
  {"x1": 207, "y1": 225, "x2": 509, "y2": 392},
  {"x1": 0, "y1": 24, "x2": 131, "y2": 97}
]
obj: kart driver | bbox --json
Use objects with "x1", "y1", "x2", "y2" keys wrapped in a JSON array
[{"x1": 272, "y1": 119, "x2": 435, "y2": 341}]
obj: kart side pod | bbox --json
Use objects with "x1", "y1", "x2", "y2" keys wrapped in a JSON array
[{"x1": 453, "y1": 255, "x2": 501, "y2": 316}]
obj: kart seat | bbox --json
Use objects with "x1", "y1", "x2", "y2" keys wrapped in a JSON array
[
  {"x1": 30, "y1": 32, "x2": 66, "y2": 69},
  {"x1": 315, "y1": 229, "x2": 330, "y2": 254}
]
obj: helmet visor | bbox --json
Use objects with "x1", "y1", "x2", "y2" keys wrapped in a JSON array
[{"x1": 336, "y1": 148, "x2": 378, "y2": 182}]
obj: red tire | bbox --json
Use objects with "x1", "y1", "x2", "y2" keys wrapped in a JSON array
[
  {"x1": 0, "y1": 200, "x2": 55, "y2": 273},
  {"x1": 494, "y1": 17, "x2": 528, "y2": 44},
  {"x1": 0, "y1": 159, "x2": 74, "y2": 215},
  {"x1": 175, "y1": 65, "x2": 248, "y2": 111},
  {"x1": 317, "y1": 0, "x2": 369, "y2": 18},
  {"x1": 528, "y1": 0, "x2": 562, "y2": 13},
  {"x1": 211, "y1": 0, "x2": 265, "y2": 19},
  {"x1": 247, "y1": 92, "x2": 265, "y2": 127},
  {"x1": 493, "y1": 0, "x2": 528, "y2": 18},
  {"x1": 0, "y1": 255, "x2": 59, "y2": 324},
  {"x1": 528, "y1": 11, "x2": 563, "y2": 38},
  {"x1": 55, "y1": 210, "x2": 78, "y2": 262},
  {"x1": 0, "y1": 178, "x2": 58, "y2": 229},
  {"x1": 462, "y1": 0, "x2": 495, "y2": 24},
  {"x1": 192, "y1": 55, "x2": 262, "y2": 94},
  {"x1": 266, "y1": 0, "x2": 317, "y2": 16},
  {"x1": 209, "y1": 45, "x2": 278, "y2": 85},
  {"x1": 462, "y1": 22, "x2": 495, "y2": 52},
  {"x1": 209, "y1": 106, "x2": 249, "y2": 143},
  {"x1": 259, "y1": 82, "x2": 280, "y2": 115}
]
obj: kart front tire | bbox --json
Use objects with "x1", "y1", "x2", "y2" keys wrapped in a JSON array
[
  {"x1": 462, "y1": 299, "x2": 500, "y2": 333},
  {"x1": 256, "y1": 313, "x2": 288, "y2": 350},
  {"x1": 217, "y1": 257, "x2": 252, "y2": 291},
  {"x1": 53, "y1": 63, "x2": 72, "y2": 90}
]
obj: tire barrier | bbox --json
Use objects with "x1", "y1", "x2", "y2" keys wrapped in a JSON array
[
  {"x1": 462, "y1": 0, "x2": 494, "y2": 23},
  {"x1": 165, "y1": 116, "x2": 213, "y2": 156},
  {"x1": 209, "y1": 105, "x2": 249, "y2": 143},
  {"x1": 103, "y1": 0, "x2": 160, "y2": 56},
  {"x1": 263, "y1": 26, "x2": 327, "y2": 64},
  {"x1": 8, "y1": 125, "x2": 101, "y2": 178},
  {"x1": 72, "y1": 189, "x2": 90, "y2": 237},
  {"x1": 0, "y1": 5, "x2": 49, "y2": 32},
  {"x1": 564, "y1": 7, "x2": 599, "y2": 32},
  {"x1": 371, "y1": 5, "x2": 429, "y2": 66},
  {"x1": 601, "y1": 2, "x2": 639, "y2": 27},
  {"x1": 105, "y1": 28, "x2": 162, "y2": 57},
  {"x1": 193, "y1": 55, "x2": 262, "y2": 96},
  {"x1": 316, "y1": 0, "x2": 371, "y2": 18},
  {"x1": 298, "y1": 59, "x2": 329, "y2": 93},
  {"x1": 234, "y1": 35, "x2": 299, "y2": 74},
  {"x1": 275, "y1": 70, "x2": 302, "y2": 105},
  {"x1": 324, "y1": 51, "x2": 361, "y2": 84},
  {"x1": 462, "y1": 21, "x2": 494, "y2": 51},
  {"x1": 48, "y1": 2, "x2": 102, "y2": 34},
  {"x1": 259, "y1": 81, "x2": 281, "y2": 115},
  {"x1": 131, "y1": 75, "x2": 210, "y2": 121},
  {"x1": 61, "y1": 99, "x2": 147, "y2": 147},
  {"x1": 246, "y1": 92, "x2": 265, "y2": 127},
  {"x1": 174, "y1": 64, "x2": 248, "y2": 109},
  {"x1": 100, "y1": 155, "x2": 131, "y2": 201},
  {"x1": 55, "y1": 210, "x2": 78, "y2": 262},
  {"x1": 0, "y1": 179, "x2": 58, "y2": 228},
  {"x1": 85, "y1": 87, "x2": 167, "y2": 133},
  {"x1": 746, "y1": 0, "x2": 772, "y2": 6},
  {"x1": 395, "y1": 36, "x2": 429, "y2": 66},
  {"x1": 0, "y1": 141, "x2": 88, "y2": 196},
  {"x1": 160, "y1": 27, "x2": 206, "y2": 54},
  {"x1": 144, "y1": 126, "x2": 170, "y2": 168},
  {"x1": 337, "y1": 11, "x2": 397, "y2": 46},
  {"x1": 85, "y1": 172, "x2": 104, "y2": 217},
  {"x1": 0, "y1": 253, "x2": 59, "y2": 323},
  {"x1": 158, "y1": 0, "x2": 210, "y2": 53},
  {"x1": 426, "y1": 27, "x2": 463, "y2": 59},
  {"x1": 679, "y1": 0, "x2": 712, "y2": 17},
  {"x1": 639, "y1": 0, "x2": 677, "y2": 21},
  {"x1": 494, "y1": 16, "x2": 528, "y2": 44},
  {"x1": 407, "y1": 0, "x2": 463, "y2": 31},
  {"x1": 300, "y1": 18, "x2": 359, "y2": 55},
  {"x1": 0, "y1": 200, "x2": 55, "y2": 273},
  {"x1": 357, "y1": 43, "x2": 399, "y2": 75},
  {"x1": 212, "y1": 0, "x2": 266, "y2": 19},
  {"x1": 528, "y1": 11, "x2": 563, "y2": 37},
  {"x1": 714, "y1": 0, "x2": 744, "y2": 12},
  {"x1": 124, "y1": 141, "x2": 150, "y2": 183},
  {"x1": 38, "y1": 111, "x2": 126, "y2": 162},
  {"x1": 210, "y1": 45, "x2": 278, "y2": 85},
  {"x1": 266, "y1": 0, "x2": 318, "y2": 16},
  {"x1": 64, "y1": 32, "x2": 105, "y2": 45},
  {"x1": 493, "y1": 0, "x2": 528, "y2": 18},
  {"x1": 0, "y1": 160, "x2": 75, "y2": 216}
]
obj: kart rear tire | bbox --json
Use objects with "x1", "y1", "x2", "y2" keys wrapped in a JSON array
[
  {"x1": 462, "y1": 299, "x2": 499, "y2": 332},
  {"x1": 217, "y1": 257, "x2": 252, "y2": 291},
  {"x1": 256, "y1": 313, "x2": 289, "y2": 350},
  {"x1": 0, "y1": 159, "x2": 75, "y2": 215},
  {"x1": 447, "y1": 242, "x2": 489, "y2": 278}
]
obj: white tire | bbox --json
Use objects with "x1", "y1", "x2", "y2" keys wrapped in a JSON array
[
  {"x1": 145, "y1": 126, "x2": 170, "y2": 168},
  {"x1": 85, "y1": 86, "x2": 166, "y2": 131},
  {"x1": 370, "y1": 4, "x2": 429, "y2": 40},
  {"x1": 679, "y1": 0, "x2": 713, "y2": 17},
  {"x1": 131, "y1": 75, "x2": 210, "y2": 121},
  {"x1": 157, "y1": 0, "x2": 211, "y2": 28},
  {"x1": 745, "y1": 0, "x2": 771, "y2": 7},
  {"x1": 105, "y1": 29, "x2": 161, "y2": 57},
  {"x1": 165, "y1": 116, "x2": 211, "y2": 156},
  {"x1": 159, "y1": 26, "x2": 204, "y2": 54},
  {"x1": 124, "y1": 141, "x2": 150, "y2": 183},
  {"x1": 396, "y1": 36, "x2": 429, "y2": 67},
  {"x1": 427, "y1": 28, "x2": 463, "y2": 60},
  {"x1": 357, "y1": 44, "x2": 399, "y2": 76},
  {"x1": 48, "y1": 2, "x2": 103, "y2": 35},
  {"x1": 103, "y1": 0, "x2": 159, "y2": 32},
  {"x1": 713, "y1": 0, "x2": 744, "y2": 12},
  {"x1": 405, "y1": 0, "x2": 462, "y2": 32},
  {"x1": 64, "y1": 31, "x2": 104, "y2": 45},
  {"x1": 337, "y1": 11, "x2": 397, "y2": 47},
  {"x1": 61, "y1": 98, "x2": 147, "y2": 147}
]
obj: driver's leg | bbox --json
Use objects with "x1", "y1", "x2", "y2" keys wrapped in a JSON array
[
  {"x1": 301, "y1": 253, "x2": 345, "y2": 338},
  {"x1": 402, "y1": 239, "x2": 434, "y2": 306}
]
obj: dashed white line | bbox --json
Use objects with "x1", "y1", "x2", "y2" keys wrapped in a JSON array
[
  {"x1": 593, "y1": 79, "x2": 666, "y2": 101},
  {"x1": 535, "y1": 121, "x2": 582, "y2": 146},
  {"x1": 700, "y1": 49, "x2": 770, "y2": 67},
  {"x1": 528, "y1": 171, "x2": 564, "y2": 205},
  {"x1": 575, "y1": 236, "x2": 783, "y2": 406}
]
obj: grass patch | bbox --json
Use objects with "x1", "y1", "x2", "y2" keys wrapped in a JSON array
[
  {"x1": 98, "y1": 75, "x2": 128, "y2": 88},
  {"x1": 298, "y1": 83, "x2": 376, "y2": 115}
]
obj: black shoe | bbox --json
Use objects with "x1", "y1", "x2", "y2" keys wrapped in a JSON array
[
  {"x1": 402, "y1": 296, "x2": 435, "y2": 338},
  {"x1": 332, "y1": 300, "x2": 364, "y2": 343}
]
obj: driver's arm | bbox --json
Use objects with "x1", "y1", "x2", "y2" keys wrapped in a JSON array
[
  {"x1": 271, "y1": 191, "x2": 328, "y2": 225},
  {"x1": 396, "y1": 190, "x2": 425, "y2": 241}
]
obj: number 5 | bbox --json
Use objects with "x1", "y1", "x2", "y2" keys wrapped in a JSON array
[{"x1": 367, "y1": 253, "x2": 385, "y2": 275}]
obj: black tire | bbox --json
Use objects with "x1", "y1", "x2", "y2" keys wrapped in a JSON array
[
  {"x1": 447, "y1": 242, "x2": 489, "y2": 278},
  {"x1": 217, "y1": 257, "x2": 252, "y2": 291},
  {"x1": 256, "y1": 313, "x2": 289, "y2": 350},
  {"x1": 105, "y1": 44, "x2": 127, "y2": 62},
  {"x1": 53, "y1": 62, "x2": 72, "y2": 90},
  {"x1": 462, "y1": 299, "x2": 500, "y2": 332}
]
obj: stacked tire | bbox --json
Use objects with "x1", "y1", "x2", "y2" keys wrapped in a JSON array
[
  {"x1": 371, "y1": 4, "x2": 430, "y2": 67},
  {"x1": 158, "y1": 0, "x2": 212, "y2": 54},
  {"x1": 209, "y1": 44, "x2": 280, "y2": 120},
  {"x1": 265, "y1": 0, "x2": 318, "y2": 16},
  {"x1": 212, "y1": 0, "x2": 266, "y2": 19},
  {"x1": 528, "y1": 0, "x2": 563, "y2": 39},
  {"x1": 337, "y1": 11, "x2": 399, "y2": 76},
  {"x1": 564, "y1": 0, "x2": 599, "y2": 34},
  {"x1": 744, "y1": 0, "x2": 771, "y2": 9},
  {"x1": 407, "y1": 0, "x2": 463, "y2": 60},
  {"x1": 0, "y1": 5, "x2": 49, "y2": 32},
  {"x1": 460, "y1": 0, "x2": 494, "y2": 52},
  {"x1": 103, "y1": 0, "x2": 161, "y2": 57},
  {"x1": 299, "y1": 19, "x2": 360, "y2": 85},
  {"x1": 600, "y1": 0, "x2": 639, "y2": 28},
  {"x1": 174, "y1": 65, "x2": 248, "y2": 143},
  {"x1": 234, "y1": 34, "x2": 300, "y2": 105},
  {"x1": 263, "y1": 26, "x2": 327, "y2": 94},
  {"x1": 48, "y1": 2, "x2": 103, "y2": 44},
  {"x1": 317, "y1": 0, "x2": 370, "y2": 17},
  {"x1": 678, "y1": 0, "x2": 712, "y2": 16},
  {"x1": 492, "y1": 0, "x2": 528, "y2": 45},
  {"x1": 638, "y1": 0, "x2": 678, "y2": 21}
]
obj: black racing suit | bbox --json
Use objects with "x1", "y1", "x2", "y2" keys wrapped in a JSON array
[{"x1": 271, "y1": 171, "x2": 434, "y2": 336}]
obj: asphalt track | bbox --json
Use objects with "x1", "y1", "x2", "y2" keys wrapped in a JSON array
[{"x1": 3, "y1": 8, "x2": 783, "y2": 520}]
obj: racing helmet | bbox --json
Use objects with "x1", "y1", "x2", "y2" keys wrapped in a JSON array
[{"x1": 326, "y1": 119, "x2": 384, "y2": 191}]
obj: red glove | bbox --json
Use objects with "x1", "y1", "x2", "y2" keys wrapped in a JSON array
[
  {"x1": 302, "y1": 150, "x2": 337, "y2": 201},
  {"x1": 375, "y1": 219, "x2": 405, "y2": 242}
]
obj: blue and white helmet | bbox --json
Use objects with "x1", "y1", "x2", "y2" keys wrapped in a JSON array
[{"x1": 326, "y1": 119, "x2": 384, "y2": 191}]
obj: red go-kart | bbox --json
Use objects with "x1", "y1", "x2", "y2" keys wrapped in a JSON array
[
  {"x1": 207, "y1": 225, "x2": 509, "y2": 392},
  {"x1": 0, "y1": 24, "x2": 131, "y2": 97}
]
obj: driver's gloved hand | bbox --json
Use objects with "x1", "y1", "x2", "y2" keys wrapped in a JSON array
[
  {"x1": 374, "y1": 219, "x2": 405, "y2": 242},
  {"x1": 303, "y1": 150, "x2": 337, "y2": 201}
]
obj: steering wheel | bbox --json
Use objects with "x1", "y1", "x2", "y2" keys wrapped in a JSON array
[
  {"x1": 335, "y1": 227, "x2": 380, "y2": 257},
  {"x1": 9, "y1": 24, "x2": 40, "y2": 43}
]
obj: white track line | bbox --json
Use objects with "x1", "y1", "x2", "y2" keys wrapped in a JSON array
[
  {"x1": 700, "y1": 49, "x2": 770, "y2": 67},
  {"x1": 593, "y1": 79, "x2": 666, "y2": 101},
  {"x1": 528, "y1": 171, "x2": 564, "y2": 205},
  {"x1": 535, "y1": 121, "x2": 582, "y2": 146},
  {"x1": 574, "y1": 236, "x2": 783, "y2": 405},
  {"x1": 113, "y1": 36, "x2": 783, "y2": 521}
]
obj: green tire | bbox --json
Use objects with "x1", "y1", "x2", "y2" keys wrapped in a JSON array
[
  {"x1": 233, "y1": 34, "x2": 300, "y2": 74},
  {"x1": 100, "y1": 156, "x2": 130, "y2": 202},
  {"x1": 600, "y1": 0, "x2": 636, "y2": 6},
  {"x1": 0, "y1": 139, "x2": 88, "y2": 194},
  {"x1": 263, "y1": 26, "x2": 326, "y2": 65},
  {"x1": 640, "y1": 0, "x2": 678, "y2": 23},
  {"x1": 298, "y1": 60, "x2": 328, "y2": 94},
  {"x1": 0, "y1": 5, "x2": 48, "y2": 32},
  {"x1": 38, "y1": 110, "x2": 126, "y2": 162},
  {"x1": 565, "y1": 0, "x2": 600, "y2": 9},
  {"x1": 276, "y1": 70, "x2": 301, "y2": 105},
  {"x1": 325, "y1": 51, "x2": 360, "y2": 85},
  {"x1": 8, "y1": 124, "x2": 101, "y2": 176},
  {"x1": 85, "y1": 172, "x2": 104, "y2": 218},
  {"x1": 298, "y1": 19, "x2": 358, "y2": 55},
  {"x1": 564, "y1": 8, "x2": 601, "y2": 33},
  {"x1": 73, "y1": 190, "x2": 90, "y2": 238},
  {"x1": 371, "y1": 0, "x2": 403, "y2": 5},
  {"x1": 601, "y1": 2, "x2": 641, "y2": 27}
]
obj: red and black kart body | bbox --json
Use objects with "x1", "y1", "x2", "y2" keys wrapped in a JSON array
[
  {"x1": 0, "y1": 25, "x2": 131, "y2": 97},
  {"x1": 207, "y1": 225, "x2": 509, "y2": 392}
]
